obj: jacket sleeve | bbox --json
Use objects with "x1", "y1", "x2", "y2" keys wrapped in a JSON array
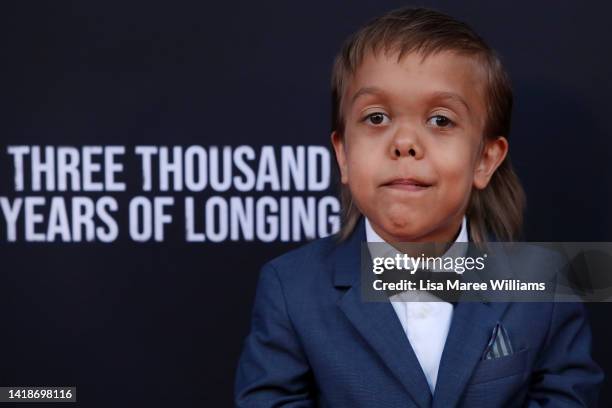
[
  {"x1": 234, "y1": 262, "x2": 315, "y2": 407},
  {"x1": 524, "y1": 302, "x2": 604, "y2": 407}
]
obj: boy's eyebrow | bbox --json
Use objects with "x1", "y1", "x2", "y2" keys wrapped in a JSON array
[
  {"x1": 350, "y1": 86, "x2": 385, "y2": 107},
  {"x1": 350, "y1": 87, "x2": 471, "y2": 113},
  {"x1": 430, "y1": 91, "x2": 471, "y2": 113}
]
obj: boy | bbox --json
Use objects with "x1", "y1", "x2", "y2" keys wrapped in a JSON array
[{"x1": 235, "y1": 7, "x2": 603, "y2": 407}]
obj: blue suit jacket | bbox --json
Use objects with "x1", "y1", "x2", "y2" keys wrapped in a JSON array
[{"x1": 235, "y1": 217, "x2": 603, "y2": 407}]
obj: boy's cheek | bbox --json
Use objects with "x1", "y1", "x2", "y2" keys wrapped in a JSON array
[
  {"x1": 350, "y1": 164, "x2": 382, "y2": 191},
  {"x1": 346, "y1": 157, "x2": 376, "y2": 183}
]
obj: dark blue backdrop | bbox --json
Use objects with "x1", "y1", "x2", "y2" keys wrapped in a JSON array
[{"x1": 2, "y1": 1, "x2": 611, "y2": 406}]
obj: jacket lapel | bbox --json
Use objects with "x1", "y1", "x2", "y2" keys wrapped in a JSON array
[
  {"x1": 431, "y1": 301, "x2": 510, "y2": 407},
  {"x1": 333, "y1": 218, "x2": 433, "y2": 408},
  {"x1": 432, "y1": 244, "x2": 514, "y2": 407}
]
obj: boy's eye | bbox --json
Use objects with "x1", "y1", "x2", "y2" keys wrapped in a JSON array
[
  {"x1": 363, "y1": 112, "x2": 390, "y2": 126},
  {"x1": 427, "y1": 115, "x2": 454, "y2": 128}
]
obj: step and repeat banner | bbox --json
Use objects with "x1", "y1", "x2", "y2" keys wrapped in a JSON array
[
  {"x1": 0, "y1": 145, "x2": 339, "y2": 243},
  {"x1": 3, "y1": 1, "x2": 612, "y2": 407}
]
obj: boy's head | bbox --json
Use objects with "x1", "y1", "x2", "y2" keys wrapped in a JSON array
[{"x1": 330, "y1": 7, "x2": 525, "y2": 243}]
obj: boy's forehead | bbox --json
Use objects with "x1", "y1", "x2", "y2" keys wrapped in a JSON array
[{"x1": 345, "y1": 50, "x2": 488, "y2": 114}]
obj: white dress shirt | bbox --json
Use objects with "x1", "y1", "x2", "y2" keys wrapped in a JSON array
[{"x1": 365, "y1": 216, "x2": 468, "y2": 394}]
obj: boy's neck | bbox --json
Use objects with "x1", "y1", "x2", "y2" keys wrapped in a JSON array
[{"x1": 365, "y1": 215, "x2": 467, "y2": 258}]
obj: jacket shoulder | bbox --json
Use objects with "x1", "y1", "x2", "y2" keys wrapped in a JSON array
[{"x1": 263, "y1": 234, "x2": 341, "y2": 283}]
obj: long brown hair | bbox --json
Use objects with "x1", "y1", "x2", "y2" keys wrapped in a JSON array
[{"x1": 330, "y1": 7, "x2": 525, "y2": 243}]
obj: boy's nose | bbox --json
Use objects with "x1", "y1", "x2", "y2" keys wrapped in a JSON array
[
  {"x1": 393, "y1": 147, "x2": 417, "y2": 157},
  {"x1": 391, "y1": 138, "x2": 423, "y2": 160}
]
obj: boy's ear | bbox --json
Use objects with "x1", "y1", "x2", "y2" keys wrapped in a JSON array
[
  {"x1": 473, "y1": 136, "x2": 508, "y2": 190},
  {"x1": 330, "y1": 131, "x2": 349, "y2": 184}
]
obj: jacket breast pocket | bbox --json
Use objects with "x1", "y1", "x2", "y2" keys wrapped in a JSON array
[{"x1": 469, "y1": 346, "x2": 529, "y2": 385}]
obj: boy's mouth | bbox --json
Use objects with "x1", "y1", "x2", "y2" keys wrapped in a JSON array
[{"x1": 382, "y1": 177, "x2": 433, "y2": 191}]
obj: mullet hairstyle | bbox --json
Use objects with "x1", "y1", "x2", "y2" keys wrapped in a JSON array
[{"x1": 330, "y1": 6, "x2": 525, "y2": 243}]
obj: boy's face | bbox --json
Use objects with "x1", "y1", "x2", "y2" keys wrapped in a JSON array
[{"x1": 332, "y1": 50, "x2": 507, "y2": 243}]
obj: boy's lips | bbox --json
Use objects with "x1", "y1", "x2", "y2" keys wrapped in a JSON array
[{"x1": 381, "y1": 177, "x2": 433, "y2": 192}]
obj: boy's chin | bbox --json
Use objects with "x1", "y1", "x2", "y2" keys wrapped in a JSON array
[
  {"x1": 373, "y1": 211, "x2": 462, "y2": 243},
  {"x1": 375, "y1": 217, "x2": 432, "y2": 243}
]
